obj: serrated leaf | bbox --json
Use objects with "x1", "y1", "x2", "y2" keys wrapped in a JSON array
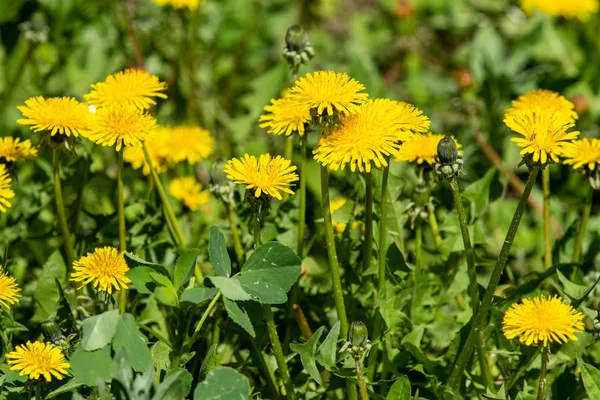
[
  {"x1": 223, "y1": 298, "x2": 255, "y2": 338},
  {"x1": 387, "y1": 375, "x2": 411, "y2": 400},
  {"x1": 290, "y1": 326, "x2": 325, "y2": 385},
  {"x1": 193, "y1": 367, "x2": 251, "y2": 400},
  {"x1": 174, "y1": 248, "x2": 201, "y2": 289},
  {"x1": 81, "y1": 310, "x2": 120, "y2": 351},
  {"x1": 151, "y1": 272, "x2": 179, "y2": 307},
  {"x1": 318, "y1": 322, "x2": 340, "y2": 368},
  {"x1": 181, "y1": 287, "x2": 219, "y2": 305},
  {"x1": 208, "y1": 276, "x2": 252, "y2": 301},
  {"x1": 579, "y1": 358, "x2": 600, "y2": 399},
  {"x1": 209, "y1": 226, "x2": 231, "y2": 277}
]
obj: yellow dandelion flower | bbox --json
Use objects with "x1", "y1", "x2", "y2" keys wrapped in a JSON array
[
  {"x1": 331, "y1": 197, "x2": 348, "y2": 233},
  {"x1": 396, "y1": 133, "x2": 462, "y2": 165},
  {"x1": 563, "y1": 138, "x2": 600, "y2": 171},
  {"x1": 153, "y1": 0, "x2": 202, "y2": 10},
  {"x1": 506, "y1": 89, "x2": 578, "y2": 120},
  {"x1": 87, "y1": 104, "x2": 157, "y2": 151},
  {"x1": 259, "y1": 96, "x2": 312, "y2": 136},
  {"x1": 504, "y1": 108, "x2": 579, "y2": 164},
  {"x1": 169, "y1": 177, "x2": 210, "y2": 211},
  {"x1": 0, "y1": 164, "x2": 15, "y2": 213},
  {"x1": 85, "y1": 69, "x2": 167, "y2": 110},
  {"x1": 163, "y1": 126, "x2": 214, "y2": 165},
  {"x1": 71, "y1": 247, "x2": 131, "y2": 294},
  {"x1": 224, "y1": 154, "x2": 299, "y2": 200},
  {"x1": 503, "y1": 295, "x2": 585, "y2": 347},
  {"x1": 7, "y1": 341, "x2": 70, "y2": 382},
  {"x1": 0, "y1": 267, "x2": 21, "y2": 309},
  {"x1": 124, "y1": 127, "x2": 169, "y2": 175},
  {"x1": 520, "y1": 0, "x2": 598, "y2": 20},
  {"x1": 287, "y1": 71, "x2": 369, "y2": 116},
  {"x1": 0, "y1": 137, "x2": 38, "y2": 163},
  {"x1": 17, "y1": 96, "x2": 90, "y2": 137},
  {"x1": 313, "y1": 99, "x2": 430, "y2": 172}
]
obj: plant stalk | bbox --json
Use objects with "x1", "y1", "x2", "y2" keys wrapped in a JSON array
[
  {"x1": 362, "y1": 172, "x2": 374, "y2": 271},
  {"x1": 52, "y1": 147, "x2": 75, "y2": 273},
  {"x1": 536, "y1": 347, "x2": 548, "y2": 400},
  {"x1": 143, "y1": 143, "x2": 187, "y2": 247},
  {"x1": 263, "y1": 305, "x2": 295, "y2": 399},
  {"x1": 415, "y1": 219, "x2": 423, "y2": 269},
  {"x1": 297, "y1": 134, "x2": 307, "y2": 257},
  {"x1": 189, "y1": 291, "x2": 222, "y2": 346},
  {"x1": 572, "y1": 185, "x2": 593, "y2": 263},
  {"x1": 225, "y1": 203, "x2": 245, "y2": 265},
  {"x1": 447, "y1": 165, "x2": 540, "y2": 390},
  {"x1": 428, "y1": 205, "x2": 442, "y2": 247},
  {"x1": 117, "y1": 148, "x2": 127, "y2": 314},
  {"x1": 542, "y1": 167, "x2": 552, "y2": 269},
  {"x1": 249, "y1": 338, "x2": 281, "y2": 399},
  {"x1": 356, "y1": 355, "x2": 369, "y2": 400}
]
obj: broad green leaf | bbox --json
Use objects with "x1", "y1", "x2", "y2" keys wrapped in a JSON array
[
  {"x1": 126, "y1": 266, "x2": 157, "y2": 294},
  {"x1": 557, "y1": 269, "x2": 590, "y2": 300},
  {"x1": 151, "y1": 341, "x2": 171, "y2": 375},
  {"x1": 124, "y1": 253, "x2": 170, "y2": 277},
  {"x1": 193, "y1": 367, "x2": 251, "y2": 400},
  {"x1": 70, "y1": 345, "x2": 112, "y2": 386},
  {"x1": 209, "y1": 226, "x2": 232, "y2": 277},
  {"x1": 290, "y1": 326, "x2": 325, "y2": 385},
  {"x1": 181, "y1": 287, "x2": 219, "y2": 306},
  {"x1": 515, "y1": 393, "x2": 536, "y2": 400},
  {"x1": 318, "y1": 321, "x2": 340, "y2": 368},
  {"x1": 46, "y1": 380, "x2": 85, "y2": 398},
  {"x1": 199, "y1": 344, "x2": 219, "y2": 381},
  {"x1": 223, "y1": 298, "x2": 255, "y2": 338},
  {"x1": 81, "y1": 310, "x2": 120, "y2": 351},
  {"x1": 387, "y1": 375, "x2": 411, "y2": 400},
  {"x1": 462, "y1": 168, "x2": 496, "y2": 220},
  {"x1": 151, "y1": 272, "x2": 179, "y2": 307},
  {"x1": 208, "y1": 276, "x2": 252, "y2": 301},
  {"x1": 31, "y1": 250, "x2": 67, "y2": 322},
  {"x1": 52, "y1": 278, "x2": 77, "y2": 335},
  {"x1": 578, "y1": 358, "x2": 600, "y2": 399},
  {"x1": 153, "y1": 369, "x2": 193, "y2": 400},
  {"x1": 174, "y1": 248, "x2": 201, "y2": 289},
  {"x1": 112, "y1": 314, "x2": 152, "y2": 371}
]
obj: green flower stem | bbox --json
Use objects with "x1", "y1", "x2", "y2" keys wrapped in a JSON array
[
  {"x1": 362, "y1": 173, "x2": 374, "y2": 272},
  {"x1": 572, "y1": 184, "x2": 593, "y2": 263},
  {"x1": 506, "y1": 347, "x2": 541, "y2": 390},
  {"x1": 297, "y1": 134, "x2": 307, "y2": 257},
  {"x1": 35, "y1": 382, "x2": 42, "y2": 400},
  {"x1": 117, "y1": 148, "x2": 127, "y2": 314},
  {"x1": 415, "y1": 219, "x2": 423, "y2": 269},
  {"x1": 428, "y1": 206, "x2": 442, "y2": 247},
  {"x1": 52, "y1": 147, "x2": 75, "y2": 273},
  {"x1": 263, "y1": 305, "x2": 295, "y2": 399},
  {"x1": 447, "y1": 165, "x2": 540, "y2": 390},
  {"x1": 537, "y1": 347, "x2": 549, "y2": 400},
  {"x1": 542, "y1": 167, "x2": 552, "y2": 269},
  {"x1": 143, "y1": 143, "x2": 187, "y2": 247},
  {"x1": 320, "y1": 166, "x2": 349, "y2": 337},
  {"x1": 356, "y1": 355, "x2": 369, "y2": 400},
  {"x1": 225, "y1": 203, "x2": 245, "y2": 265},
  {"x1": 389, "y1": 191, "x2": 405, "y2": 254},
  {"x1": 189, "y1": 291, "x2": 222, "y2": 346},
  {"x1": 249, "y1": 338, "x2": 282, "y2": 399},
  {"x1": 253, "y1": 213, "x2": 262, "y2": 247}
]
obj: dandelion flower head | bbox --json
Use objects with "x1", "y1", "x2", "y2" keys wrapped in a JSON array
[
  {"x1": 259, "y1": 96, "x2": 311, "y2": 136},
  {"x1": 563, "y1": 138, "x2": 600, "y2": 171},
  {"x1": 123, "y1": 127, "x2": 170, "y2": 175},
  {"x1": 7, "y1": 341, "x2": 70, "y2": 382},
  {"x1": 0, "y1": 137, "x2": 38, "y2": 163},
  {"x1": 503, "y1": 295, "x2": 585, "y2": 347},
  {"x1": 17, "y1": 96, "x2": 90, "y2": 137},
  {"x1": 520, "y1": 0, "x2": 598, "y2": 20},
  {"x1": 153, "y1": 0, "x2": 202, "y2": 10},
  {"x1": 396, "y1": 133, "x2": 461, "y2": 165},
  {"x1": 169, "y1": 177, "x2": 210, "y2": 211},
  {"x1": 224, "y1": 154, "x2": 298, "y2": 200},
  {"x1": 163, "y1": 126, "x2": 214, "y2": 165},
  {"x1": 0, "y1": 164, "x2": 15, "y2": 213},
  {"x1": 85, "y1": 69, "x2": 167, "y2": 110},
  {"x1": 506, "y1": 89, "x2": 578, "y2": 120},
  {"x1": 71, "y1": 247, "x2": 131, "y2": 294},
  {"x1": 0, "y1": 266, "x2": 20, "y2": 309},
  {"x1": 87, "y1": 104, "x2": 157, "y2": 151}
]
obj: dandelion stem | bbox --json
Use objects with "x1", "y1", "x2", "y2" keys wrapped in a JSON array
[
  {"x1": 415, "y1": 219, "x2": 423, "y2": 269},
  {"x1": 356, "y1": 354, "x2": 369, "y2": 400},
  {"x1": 542, "y1": 167, "x2": 552, "y2": 269},
  {"x1": 389, "y1": 190, "x2": 406, "y2": 254},
  {"x1": 117, "y1": 148, "x2": 127, "y2": 314},
  {"x1": 363, "y1": 173, "x2": 374, "y2": 272},
  {"x1": 35, "y1": 382, "x2": 42, "y2": 400},
  {"x1": 249, "y1": 338, "x2": 282, "y2": 399},
  {"x1": 536, "y1": 347, "x2": 549, "y2": 400},
  {"x1": 297, "y1": 134, "x2": 307, "y2": 257},
  {"x1": 572, "y1": 184, "x2": 593, "y2": 263},
  {"x1": 253, "y1": 213, "x2": 262, "y2": 247},
  {"x1": 143, "y1": 143, "x2": 187, "y2": 247},
  {"x1": 428, "y1": 205, "x2": 442, "y2": 247},
  {"x1": 52, "y1": 147, "x2": 75, "y2": 274},
  {"x1": 189, "y1": 291, "x2": 221, "y2": 345},
  {"x1": 225, "y1": 203, "x2": 245, "y2": 265},
  {"x1": 447, "y1": 165, "x2": 540, "y2": 390},
  {"x1": 506, "y1": 347, "x2": 541, "y2": 390},
  {"x1": 320, "y1": 165, "x2": 349, "y2": 337}
]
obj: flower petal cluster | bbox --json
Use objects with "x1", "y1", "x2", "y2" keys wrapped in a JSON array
[
  {"x1": 503, "y1": 295, "x2": 585, "y2": 347},
  {"x1": 0, "y1": 164, "x2": 15, "y2": 212},
  {"x1": 562, "y1": 138, "x2": 600, "y2": 171},
  {"x1": 17, "y1": 96, "x2": 90, "y2": 137},
  {"x1": 123, "y1": 127, "x2": 169, "y2": 175},
  {"x1": 153, "y1": 0, "x2": 202, "y2": 10},
  {"x1": 162, "y1": 126, "x2": 214, "y2": 164},
  {"x1": 259, "y1": 96, "x2": 311, "y2": 136},
  {"x1": 506, "y1": 89, "x2": 578, "y2": 120},
  {"x1": 7, "y1": 341, "x2": 70, "y2": 382},
  {"x1": 520, "y1": 0, "x2": 598, "y2": 20},
  {"x1": 71, "y1": 247, "x2": 131, "y2": 294},
  {"x1": 169, "y1": 177, "x2": 210, "y2": 211},
  {"x1": 0, "y1": 137, "x2": 38, "y2": 162},
  {"x1": 396, "y1": 133, "x2": 461, "y2": 165},
  {"x1": 0, "y1": 266, "x2": 21, "y2": 309},
  {"x1": 224, "y1": 154, "x2": 298, "y2": 200}
]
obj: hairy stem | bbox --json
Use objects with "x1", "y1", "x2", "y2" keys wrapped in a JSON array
[
  {"x1": 542, "y1": 167, "x2": 552, "y2": 269},
  {"x1": 189, "y1": 291, "x2": 221, "y2": 346},
  {"x1": 117, "y1": 148, "x2": 127, "y2": 314},
  {"x1": 297, "y1": 134, "x2": 307, "y2": 257},
  {"x1": 536, "y1": 347, "x2": 548, "y2": 400},
  {"x1": 428, "y1": 205, "x2": 442, "y2": 247},
  {"x1": 264, "y1": 305, "x2": 295, "y2": 399},
  {"x1": 415, "y1": 219, "x2": 423, "y2": 269},
  {"x1": 572, "y1": 185, "x2": 593, "y2": 263},
  {"x1": 52, "y1": 147, "x2": 75, "y2": 273},
  {"x1": 356, "y1": 355, "x2": 369, "y2": 400},
  {"x1": 362, "y1": 173, "x2": 374, "y2": 272}
]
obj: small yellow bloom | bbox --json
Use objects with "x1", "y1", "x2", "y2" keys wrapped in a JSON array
[
  {"x1": 17, "y1": 96, "x2": 90, "y2": 137},
  {"x1": 259, "y1": 96, "x2": 312, "y2": 136},
  {"x1": 169, "y1": 177, "x2": 210, "y2": 211},
  {"x1": 224, "y1": 154, "x2": 299, "y2": 200},
  {"x1": 314, "y1": 99, "x2": 430, "y2": 172},
  {"x1": 563, "y1": 138, "x2": 600, "y2": 171},
  {"x1": 520, "y1": 0, "x2": 598, "y2": 20},
  {"x1": 396, "y1": 133, "x2": 461, "y2": 165},
  {"x1": 123, "y1": 127, "x2": 170, "y2": 175},
  {"x1": 0, "y1": 137, "x2": 38, "y2": 163},
  {"x1": 287, "y1": 71, "x2": 369, "y2": 117},
  {"x1": 7, "y1": 341, "x2": 70, "y2": 382},
  {"x1": 87, "y1": 104, "x2": 157, "y2": 151},
  {"x1": 153, "y1": 0, "x2": 202, "y2": 10},
  {"x1": 0, "y1": 164, "x2": 15, "y2": 212},
  {"x1": 503, "y1": 295, "x2": 585, "y2": 347},
  {"x1": 71, "y1": 247, "x2": 131, "y2": 294},
  {"x1": 504, "y1": 108, "x2": 579, "y2": 164},
  {"x1": 506, "y1": 89, "x2": 578, "y2": 121},
  {"x1": 85, "y1": 69, "x2": 167, "y2": 110},
  {"x1": 163, "y1": 126, "x2": 214, "y2": 165},
  {"x1": 331, "y1": 198, "x2": 348, "y2": 233},
  {"x1": 0, "y1": 266, "x2": 21, "y2": 309}
]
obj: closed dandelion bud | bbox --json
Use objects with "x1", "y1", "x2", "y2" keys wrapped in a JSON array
[
  {"x1": 437, "y1": 136, "x2": 458, "y2": 165},
  {"x1": 349, "y1": 321, "x2": 369, "y2": 348},
  {"x1": 41, "y1": 320, "x2": 63, "y2": 343},
  {"x1": 19, "y1": 19, "x2": 49, "y2": 44},
  {"x1": 285, "y1": 25, "x2": 308, "y2": 53}
]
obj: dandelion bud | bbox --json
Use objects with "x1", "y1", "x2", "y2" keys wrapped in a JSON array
[
  {"x1": 19, "y1": 19, "x2": 49, "y2": 44},
  {"x1": 285, "y1": 25, "x2": 308, "y2": 53},
  {"x1": 41, "y1": 320, "x2": 64, "y2": 343},
  {"x1": 210, "y1": 158, "x2": 228, "y2": 187},
  {"x1": 349, "y1": 321, "x2": 369, "y2": 348},
  {"x1": 437, "y1": 136, "x2": 458, "y2": 165}
]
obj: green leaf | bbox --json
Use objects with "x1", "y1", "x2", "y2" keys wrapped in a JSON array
[
  {"x1": 209, "y1": 226, "x2": 232, "y2": 277},
  {"x1": 46, "y1": 380, "x2": 86, "y2": 399},
  {"x1": 31, "y1": 250, "x2": 67, "y2": 322},
  {"x1": 223, "y1": 298, "x2": 255, "y2": 338},
  {"x1": 174, "y1": 248, "x2": 201, "y2": 289},
  {"x1": 125, "y1": 253, "x2": 170, "y2": 277},
  {"x1": 199, "y1": 344, "x2": 219, "y2": 381},
  {"x1": 318, "y1": 321, "x2": 340, "y2": 368},
  {"x1": 387, "y1": 375, "x2": 411, "y2": 400},
  {"x1": 151, "y1": 272, "x2": 179, "y2": 307},
  {"x1": 126, "y1": 266, "x2": 157, "y2": 294},
  {"x1": 112, "y1": 314, "x2": 152, "y2": 371},
  {"x1": 81, "y1": 310, "x2": 120, "y2": 351},
  {"x1": 462, "y1": 168, "x2": 496, "y2": 220},
  {"x1": 193, "y1": 367, "x2": 251, "y2": 400},
  {"x1": 578, "y1": 358, "x2": 600, "y2": 399},
  {"x1": 52, "y1": 278, "x2": 77, "y2": 335},
  {"x1": 515, "y1": 393, "x2": 536, "y2": 400},
  {"x1": 181, "y1": 287, "x2": 219, "y2": 306},
  {"x1": 557, "y1": 269, "x2": 590, "y2": 300},
  {"x1": 208, "y1": 276, "x2": 252, "y2": 301},
  {"x1": 290, "y1": 326, "x2": 325, "y2": 385},
  {"x1": 153, "y1": 369, "x2": 193, "y2": 400},
  {"x1": 70, "y1": 345, "x2": 112, "y2": 386},
  {"x1": 151, "y1": 341, "x2": 172, "y2": 375}
]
